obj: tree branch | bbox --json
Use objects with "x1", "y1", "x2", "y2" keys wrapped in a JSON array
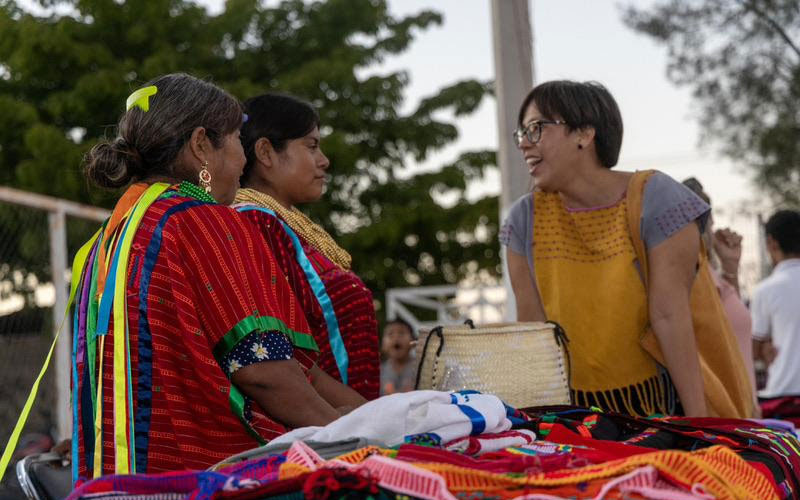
[{"x1": 738, "y1": 0, "x2": 800, "y2": 61}]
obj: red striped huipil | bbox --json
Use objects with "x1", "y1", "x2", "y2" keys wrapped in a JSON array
[{"x1": 73, "y1": 188, "x2": 317, "y2": 479}]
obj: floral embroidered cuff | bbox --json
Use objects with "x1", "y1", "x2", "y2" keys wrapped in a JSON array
[{"x1": 223, "y1": 330, "x2": 294, "y2": 375}]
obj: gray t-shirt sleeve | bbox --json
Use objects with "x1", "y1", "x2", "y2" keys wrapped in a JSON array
[
  {"x1": 499, "y1": 193, "x2": 534, "y2": 260},
  {"x1": 641, "y1": 172, "x2": 711, "y2": 250},
  {"x1": 500, "y1": 193, "x2": 536, "y2": 283}
]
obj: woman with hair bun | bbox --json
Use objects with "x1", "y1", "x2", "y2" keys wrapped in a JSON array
[
  {"x1": 234, "y1": 93, "x2": 380, "y2": 400},
  {"x1": 73, "y1": 73, "x2": 365, "y2": 480}
]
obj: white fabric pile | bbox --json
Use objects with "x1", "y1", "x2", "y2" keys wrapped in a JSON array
[{"x1": 271, "y1": 390, "x2": 513, "y2": 447}]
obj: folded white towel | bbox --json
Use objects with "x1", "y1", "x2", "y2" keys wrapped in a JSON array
[{"x1": 271, "y1": 390, "x2": 512, "y2": 447}]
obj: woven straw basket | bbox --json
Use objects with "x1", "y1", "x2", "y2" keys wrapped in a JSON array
[{"x1": 414, "y1": 321, "x2": 571, "y2": 408}]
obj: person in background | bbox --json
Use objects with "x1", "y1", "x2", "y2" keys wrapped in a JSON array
[
  {"x1": 73, "y1": 74, "x2": 364, "y2": 479},
  {"x1": 380, "y1": 318, "x2": 417, "y2": 395},
  {"x1": 682, "y1": 177, "x2": 757, "y2": 396},
  {"x1": 752, "y1": 210, "x2": 800, "y2": 398},
  {"x1": 234, "y1": 93, "x2": 380, "y2": 400}
]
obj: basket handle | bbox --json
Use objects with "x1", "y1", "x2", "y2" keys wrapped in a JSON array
[
  {"x1": 414, "y1": 325, "x2": 444, "y2": 390},
  {"x1": 546, "y1": 320, "x2": 574, "y2": 404},
  {"x1": 547, "y1": 320, "x2": 568, "y2": 347}
]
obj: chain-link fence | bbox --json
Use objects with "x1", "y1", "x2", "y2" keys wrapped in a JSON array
[{"x1": 0, "y1": 186, "x2": 108, "y2": 498}]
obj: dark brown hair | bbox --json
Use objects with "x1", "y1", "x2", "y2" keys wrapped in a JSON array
[
  {"x1": 682, "y1": 177, "x2": 711, "y2": 205},
  {"x1": 766, "y1": 210, "x2": 800, "y2": 255},
  {"x1": 85, "y1": 73, "x2": 242, "y2": 189},
  {"x1": 517, "y1": 80, "x2": 623, "y2": 168},
  {"x1": 240, "y1": 93, "x2": 320, "y2": 184}
]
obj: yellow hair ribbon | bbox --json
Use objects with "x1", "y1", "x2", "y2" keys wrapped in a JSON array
[{"x1": 126, "y1": 86, "x2": 158, "y2": 112}]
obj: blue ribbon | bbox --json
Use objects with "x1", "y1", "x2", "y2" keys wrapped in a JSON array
[
  {"x1": 450, "y1": 392, "x2": 486, "y2": 435},
  {"x1": 95, "y1": 219, "x2": 132, "y2": 336},
  {"x1": 236, "y1": 206, "x2": 349, "y2": 384}
]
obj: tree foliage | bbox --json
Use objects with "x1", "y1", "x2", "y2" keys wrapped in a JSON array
[
  {"x1": 621, "y1": 0, "x2": 800, "y2": 205},
  {"x1": 0, "y1": 0, "x2": 499, "y2": 314}
]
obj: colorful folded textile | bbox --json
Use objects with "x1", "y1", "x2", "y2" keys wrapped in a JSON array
[
  {"x1": 521, "y1": 406, "x2": 800, "y2": 498},
  {"x1": 66, "y1": 404, "x2": 800, "y2": 500},
  {"x1": 445, "y1": 429, "x2": 537, "y2": 455},
  {"x1": 395, "y1": 443, "x2": 587, "y2": 475},
  {"x1": 508, "y1": 465, "x2": 715, "y2": 500},
  {"x1": 396, "y1": 446, "x2": 775, "y2": 499}
]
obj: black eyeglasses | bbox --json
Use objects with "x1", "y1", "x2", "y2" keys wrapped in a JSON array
[{"x1": 513, "y1": 119, "x2": 566, "y2": 146}]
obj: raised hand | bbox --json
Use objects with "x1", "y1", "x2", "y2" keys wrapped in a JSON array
[{"x1": 713, "y1": 227, "x2": 742, "y2": 273}]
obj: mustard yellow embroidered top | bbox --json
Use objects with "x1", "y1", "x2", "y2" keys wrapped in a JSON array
[{"x1": 532, "y1": 191, "x2": 673, "y2": 416}]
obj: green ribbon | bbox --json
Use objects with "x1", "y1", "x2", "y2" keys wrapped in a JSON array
[{"x1": 228, "y1": 386, "x2": 267, "y2": 446}]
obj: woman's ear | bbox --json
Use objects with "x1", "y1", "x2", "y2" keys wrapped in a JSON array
[
  {"x1": 187, "y1": 127, "x2": 212, "y2": 165},
  {"x1": 254, "y1": 137, "x2": 276, "y2": 169},
  {"x1": 577, "y1": 126, "x2": 596, "y2": 149}
]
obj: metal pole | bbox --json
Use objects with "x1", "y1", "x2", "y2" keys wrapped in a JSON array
[
  {"x1": 492, "y1": 0, "x2": 534, "y2": 211},
  {"x1": 48, "y1": 209, "x2": 71, "y2": 441},
  {"x1": 491, "y1": 0, "x2": 534, "y2": 320}
]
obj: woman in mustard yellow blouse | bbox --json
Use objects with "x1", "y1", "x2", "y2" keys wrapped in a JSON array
[{"x1": 501, "y1": 80, "x2": 753, "y2": 418}]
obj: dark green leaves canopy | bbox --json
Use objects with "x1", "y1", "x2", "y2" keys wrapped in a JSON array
[{"x1": 0, "y1": 0, "x2": 499, "y2": 315}]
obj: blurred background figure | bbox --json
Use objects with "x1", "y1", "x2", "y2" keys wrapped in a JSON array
[
  {"x1": 380, "y1": 318, "x2": 417, "y2": 395},
  {"x1": 682, "y1": 177, "x2": 756, "y2": 396},
  {"x1": 751, "y1": 210, "x2": 800, "y2": 400}
]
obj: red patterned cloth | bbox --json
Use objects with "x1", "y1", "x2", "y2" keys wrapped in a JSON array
[
  {"x1": 74, "y1": 190, "x2": 318, "y2": 478},
  {"x1": 239, "y1": 208, "x2": 380, "y2": 399},
  {"x1": 444, "y1": 429, "x2": 537, "y2": 455},
  {"x1": 761, "y1": 396, "x2": 800, "y2": 426}
]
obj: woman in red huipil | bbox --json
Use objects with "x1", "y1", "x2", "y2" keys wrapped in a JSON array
[{"x1": 234, "y1": 93, "x2": 379, "y2": 400}]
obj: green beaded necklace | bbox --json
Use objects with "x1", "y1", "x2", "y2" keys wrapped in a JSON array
[{"x1": 178, "y1": 181, "x2": 216, "y2": 203}]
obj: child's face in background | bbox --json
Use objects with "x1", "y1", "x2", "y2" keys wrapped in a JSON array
[{"x1": 382, "y1": 322, "x2": 413, "y2": 361}]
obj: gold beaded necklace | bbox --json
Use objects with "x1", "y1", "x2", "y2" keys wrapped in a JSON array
[{"x1": 234, "y1": 188, "x2": 352, "y2": 271}]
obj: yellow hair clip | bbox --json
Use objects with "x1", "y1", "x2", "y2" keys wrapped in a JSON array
[{"x1": 126, "y1": 85, "x2": 158, "y2": 112}]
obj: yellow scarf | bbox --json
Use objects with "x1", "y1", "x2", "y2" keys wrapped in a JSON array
[
  {"x1": 533, "y1": 190, "x2": 670, "y2": 416},
  {"x1": 627, "y1": 171, "x2": 755, "y2": 418},
  {"x1": 234, "y1": 188, "x2": 352, "y2": 271}
]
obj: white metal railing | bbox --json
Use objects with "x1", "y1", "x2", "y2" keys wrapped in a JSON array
[
  {"x1": 385, "y1": 284, "x2": 507, "y2": 335},
  {"x1": 0, "y1": 186, "x2": 109, "y2": 440}
]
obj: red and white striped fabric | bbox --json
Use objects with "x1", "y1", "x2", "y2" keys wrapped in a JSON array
[{"x1": 445, "y1": 429, "x2": 537, "y2": 455}]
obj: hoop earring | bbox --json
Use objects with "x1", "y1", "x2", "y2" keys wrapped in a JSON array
[{"x1": 198, "y1": 161, "x2": 212, "y2": 194}]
